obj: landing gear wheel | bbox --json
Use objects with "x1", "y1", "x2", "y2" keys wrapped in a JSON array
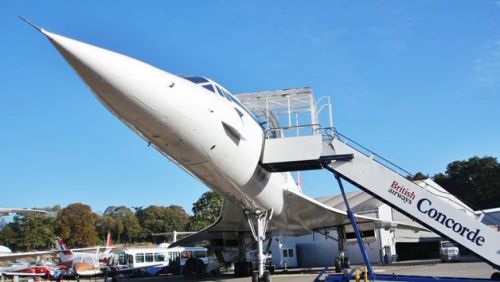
[
  {"x1": 246, "y1": 262, "x2": 253, "y2": 276},
  {"x1": 342, "y1": 257, "x2": 350, "y2": 269},
  {"x1": 334, "y1": 257, "x2": 342, "y2": 273},
  {"x1": 235, "y1": 261, "x2": 252, "y2": 277},
  {"x1": 263, "y1": 270, "x2": 271, "y2": 282},
  {"x1": 491, "y1": 272, "x2": 500, "y2": 281},
  {"x1": 252, "y1": 271, "x2": 259, "y2": 282}
]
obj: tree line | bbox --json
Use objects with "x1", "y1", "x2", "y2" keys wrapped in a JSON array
[
  {"x1": 410, "y1": 156, "x2": 500, "y2": 211},
  {"x1": 1, "y1": 155, "x2": 498, "y2": 251},
  {"x1": 0, "y1": 191, "x2": 222, "y2": 252}
]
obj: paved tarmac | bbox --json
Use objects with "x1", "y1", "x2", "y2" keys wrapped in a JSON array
[
  {"x1": 111, "y1": 261, "x2": 498, "y2": 282},
  {"x1": 2, "y1": 261, "x2": 497, "y2": 282}
]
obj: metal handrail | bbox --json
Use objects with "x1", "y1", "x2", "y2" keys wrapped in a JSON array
[
  {"x1": 264, "y1": 124, "x2": 322, "y2": 139},
  {"x1": 326, "y1": 127, "x2": 414, "y2": 177},
  {"x1": 325, "y1": 128, "x2": 497, "y2": 222}
]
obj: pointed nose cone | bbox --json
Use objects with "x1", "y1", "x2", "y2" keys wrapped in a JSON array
[{"x1": 41, "y1": 29, "x2": 173, "y2": 122}]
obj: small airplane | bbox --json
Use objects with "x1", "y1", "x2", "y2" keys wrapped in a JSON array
[
  {"x1": 0, "y1": 260, "x2": 63, "y2": 280},
  {"x1": 0, "y1": 233, "x2": 112, "y2": 279},
  {"x1": 55, "y1": 233, "x2": 113, "y2": 277},
  {"x1": 23, "y1": 18, "x2": 426, "y2": 282}
]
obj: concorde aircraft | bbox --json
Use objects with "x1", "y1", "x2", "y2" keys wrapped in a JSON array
[{"x1": 22, "y1": 19, "x2": 425, "y2": 282}]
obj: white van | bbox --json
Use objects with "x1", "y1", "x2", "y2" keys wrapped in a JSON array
[{"x1": 440, "y1": 241, "x2": 460, "y2": 262}]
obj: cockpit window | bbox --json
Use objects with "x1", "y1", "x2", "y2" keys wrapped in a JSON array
[
  {"x1": 202, "y1": 84, "x2": 215, "y2": 93},
  {"x1": 215, "y1": 85, "x2": 227, "y2": 98},
  {"x1": 183, "y1": 76, "x2": 209, "y2": 84}
]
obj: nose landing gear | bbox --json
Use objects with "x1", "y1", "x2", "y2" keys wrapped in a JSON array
[{"x1": 245, "y1": 209, "x2": 273, "y2": 282}]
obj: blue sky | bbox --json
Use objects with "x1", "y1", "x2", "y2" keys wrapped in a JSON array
[{"x1": 1, "y1": 1, "x2": 499, "y2": 215}]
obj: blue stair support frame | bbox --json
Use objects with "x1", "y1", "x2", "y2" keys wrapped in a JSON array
[
  {"x1": 322, "y1": 169, "x2": 499, "y2": 282},
  {"x1": 334, "y1": 172, "x2": 375, "y2": 279}
]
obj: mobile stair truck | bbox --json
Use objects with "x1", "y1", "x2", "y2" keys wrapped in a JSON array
[{"x1": 237, "y1": 87, "x2": 500, "y2": 282}]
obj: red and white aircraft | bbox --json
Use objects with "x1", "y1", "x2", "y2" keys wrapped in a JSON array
[{"x1": 54, "y1": 233, "x2": 113, "y2": 277}]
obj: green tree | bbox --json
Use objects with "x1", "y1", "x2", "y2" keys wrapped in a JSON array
[
  {"x1": 188, "y1": 191, "x2": 223, "y2": 231},
  {"x1": 137, "y1": 205, "x2": 189, "y2": 242},
  {"x1": 58, "y1": 203, "x2": 99, "y2": 247},
  {"x1": 15, "y1": 213, "x2": 56, "y2": 250},
  {"x1": 0, "y1": 206, "x2": 60, "y2": 252},
  {"x1": 0, "y1": 224, "x2": 19, "y2": 251},
  {"x1": 408, "y1": 172, "x2": 429, "y2": 181},
  {"x1": 433, "y1": 156, "x2": 500, "y2": 210},
  {"x1": 96, "y1": 215, "x2": 118, "y2": 241},
  {"x1": 99, "y1": 206, "x2": 144, "y2": 243}
]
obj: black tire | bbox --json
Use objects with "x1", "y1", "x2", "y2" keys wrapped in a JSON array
[
  {"x1": 170, "y1": 260, "x2": 181, "y2": 275},
  {"x1": 491, "y1": 272, "x2": 500, "y2": 281},
  {"x1": 342, "y1": 257, "x2": 350, "y2": 269},
  {"x1": 234, "y1": 261, "x2": 245, "y2": 277},
  {"x1": 184, "y1": 258, "x2": 205, "y2": 277},
  {"x1": 334, "y1": 257, "x2": 342, "y2": 273},
  {"x1": 252, "y1": 271, "x2": 259, "y2": 282},
  {"x1": 263, "y1": 270, "x2": 271, "y2": 282},
  {"x1": 246, "y1": 262, "x2": 253, "y2": 276}
]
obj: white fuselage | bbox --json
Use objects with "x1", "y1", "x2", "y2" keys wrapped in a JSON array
[{"x1": 43, "y1": 30, "x2": 299, "y2": 217}]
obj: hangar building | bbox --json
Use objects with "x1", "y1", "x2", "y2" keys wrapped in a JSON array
[{"x1": 267, "y1": 179, "x2": 499, "y2": 268}]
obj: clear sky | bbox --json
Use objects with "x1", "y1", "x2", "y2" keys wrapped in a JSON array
[{"x1": 1, "y1": 1, "x2": 499, "y2": 215}]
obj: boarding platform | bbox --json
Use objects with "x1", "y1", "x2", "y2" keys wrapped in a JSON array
[{"x1": 237, "y1": 88, "x2": 500, "y2": 281}]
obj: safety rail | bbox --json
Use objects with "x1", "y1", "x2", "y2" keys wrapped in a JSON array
[
  {"x1": 264, "y1": 124, "x2": 499, "y2": 225},
  {"x1": 324, "y1": 128, "x2": 500, "y2": 224},
  {"x1": 265, "y1": 124, "x2": 322, "y2": 139},
  {"x1": 325, "y1": 128, "x2": 414, "y2": 178}
]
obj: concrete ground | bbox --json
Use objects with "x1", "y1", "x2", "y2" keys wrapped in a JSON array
[
  {"x1": 112, "y1": 261, "x2": 498, "y2": 282},
  {"x1": 2, "y1": 261, "x2": 497, "y2": 282}
]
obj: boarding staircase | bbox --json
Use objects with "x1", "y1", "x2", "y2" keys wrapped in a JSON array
[{"x1": 237, "y1": 88, "x2": 500, "y2": 270}]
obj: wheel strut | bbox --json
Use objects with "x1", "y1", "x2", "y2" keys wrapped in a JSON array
[{"x1": 245, "y1": 209, "x2": 273, "y2": 281}]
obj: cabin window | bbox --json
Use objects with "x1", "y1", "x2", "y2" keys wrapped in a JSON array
[
  {"x1": 145, "y1": 253, "x2": 154, "y2": 262},
  {"x1": 154, "y1": 253, "x2": 165, "y2": 262},
  {"x1": 170, "y1": 252, "x2": 180, "y2": 261},
  {"x1": 135, "y1": 253, "x2": 145, "y2": 263},
  {"x1": 117, "y1": 253, "x2": 126, "y2": 265},
  {"x1": 181, "y1": 251, "x2": 191, "y2": 259},
  {"x1": 282, "y1": 248, "x2": 294, "y2": 258},
  {"x1": 127, "y1": 254, "x2": 133, "y2": 264},
  {"x1": 193, "y1": 251, "x2": 207, "y2": 258}
]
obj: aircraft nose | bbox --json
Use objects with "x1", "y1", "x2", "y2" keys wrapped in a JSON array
[
  {"x1": 40, "y1": 29, "x2": 211, "y2": 165},
  {"x1": 41, "y1": 30, "x2": 177, "y2": 122}
]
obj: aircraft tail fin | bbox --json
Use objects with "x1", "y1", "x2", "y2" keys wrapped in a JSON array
[
  {"x1": 55, "y1": 237, "x2": 73, "y2": 255},
  {"x1": 105, "y1": 232, "x2": 112, "y2": 251}
]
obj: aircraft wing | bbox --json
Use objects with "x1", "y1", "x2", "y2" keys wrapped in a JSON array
[
  {"x1": 170, "y1": 190, "x2": 426, "y2": 247},
  {"x1": 1, "y1": 272, "x2": 46, "y2": 277},
  {"x1": 0, "y1": 251, "x2": 55, "y2": 262},
  {"x1": 278, "y1": 190, "x2": 427, "y2": 233},
  {"x1": 0, "y1": 208, "x2": 48, "y2": 216}
]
